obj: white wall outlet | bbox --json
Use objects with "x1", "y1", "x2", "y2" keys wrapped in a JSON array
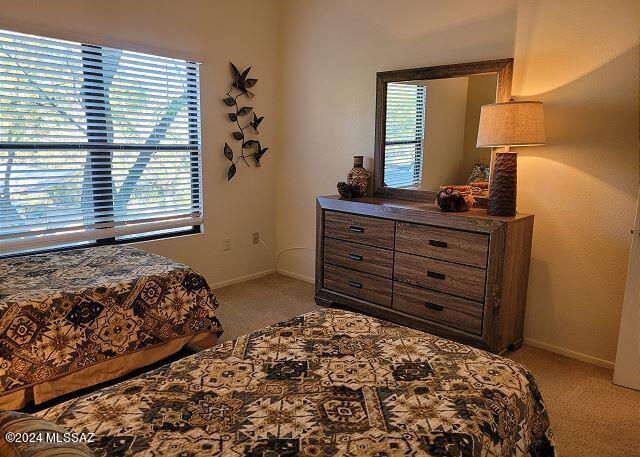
[
  {"x1": 223, "y1": 237, "x2": 231, "y2": 251},
  {"x1": 252, "y1": 232, "x2": 260, "y2": 245}
]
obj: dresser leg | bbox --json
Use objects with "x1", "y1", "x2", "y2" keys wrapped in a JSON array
[
  {"x1": 315, "y1": 296, "x2": 333, "y2": 308},
  {"x1": 507, "y1": 338, "x2": 524, "y2": 352}
]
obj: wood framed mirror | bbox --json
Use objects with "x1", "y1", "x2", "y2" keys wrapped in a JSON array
[{"x1": 373, "y1": 59, "x2": 513, "y2": 204}]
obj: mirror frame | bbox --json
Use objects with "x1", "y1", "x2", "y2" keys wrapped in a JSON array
[{"x1": 373, "y1": 58, "x2": 514, "y2": 203}]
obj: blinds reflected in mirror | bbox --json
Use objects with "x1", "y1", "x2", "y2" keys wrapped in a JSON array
[
  {"x1": 384, "y1": 83, "x2": 425, "y2": 188},
  {"x1": 0, "y1": 29, "x2": 202, "y2": 255}
]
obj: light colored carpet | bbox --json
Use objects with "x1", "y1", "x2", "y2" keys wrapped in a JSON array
[
  {"x1": 215, "y1": 274, "x2": 640, "y2": 457},
  {"x1": 508, "y1": 346, "x2": 640, "y2": 456},
  {"x1": 215, "y1": 274, "x2": 320, "y2": 342}
]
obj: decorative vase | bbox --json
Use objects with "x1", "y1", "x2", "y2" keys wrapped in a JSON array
[{"x1": 347, "y1": 155, "x2": 370, "y2": 197}]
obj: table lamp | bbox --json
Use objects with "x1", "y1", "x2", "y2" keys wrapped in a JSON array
[{"x1": 477, "y1": 101, "x2": 545, "y2": 216}]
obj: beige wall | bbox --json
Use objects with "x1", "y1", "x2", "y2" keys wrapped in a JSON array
[
  {"x1": 276, "y1": 0, "x2": 640, "y2": 365},
  {"x1": 420, "y1": 77, "x2": 469, "y2": 189},
  {"x1": 0, "y1": 0, "x2": 282, "y2": 288},
  {"x1": 462, "y1": 74, "x2": 497, "y2": 178},
  {"x1": 512, "y1": 0, "x2": 639, "y2": 365}
]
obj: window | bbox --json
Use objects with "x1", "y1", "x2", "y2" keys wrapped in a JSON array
[
  {"x1": 0, "y1": 30, "x2": 202, "y2": 256},
  {"x1": 384, "y1": 83, "x2": 425, "y2": 188}
]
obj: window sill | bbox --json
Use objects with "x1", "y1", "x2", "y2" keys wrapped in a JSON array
[{"x1": 0, "y1": 226, "x2": 202, "y2": 260}]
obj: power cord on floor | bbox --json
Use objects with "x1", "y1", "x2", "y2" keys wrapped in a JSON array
[{"x1": 258, "y1": 236, "x2": 314, "y2": 276}]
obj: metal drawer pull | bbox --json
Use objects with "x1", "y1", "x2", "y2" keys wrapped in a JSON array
[
  {"x1": 424, "y1": 302, "x2": 444, "y2": 311},
  {"x1": 348, "y1": 253, "x2": 364, "y2": 261},
  {"x1": 428, "y1": 239, "x2": 448, "y2": 248},
  {"x1": 348, "y1": 280, "x2": 363, "y2": 289},
  {"x1": 427, "y1": 271, "x2": 445, "y2": 280},
  {"x1": 349, "y1": 225, "x2": 365, "y2": 233}
]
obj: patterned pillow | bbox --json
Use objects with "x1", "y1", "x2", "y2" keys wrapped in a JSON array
[
  {"x1": 0, "y1": 410, "x2": 94, "y2": 457},
  {"x1": 467, "y1": 162, "x2": 490, "y2": 184}
]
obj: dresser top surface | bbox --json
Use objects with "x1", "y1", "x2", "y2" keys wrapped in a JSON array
[{"x1": 318, "y1": 195, "x2": 533, "y2": 225}]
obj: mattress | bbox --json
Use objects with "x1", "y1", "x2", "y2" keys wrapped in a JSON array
[
  {"x1": 0, "y1": 245, "x2": 222, "y2": 409},
  {"x1": 37, "y1": 309, "x2": 553, "y2": 456}
]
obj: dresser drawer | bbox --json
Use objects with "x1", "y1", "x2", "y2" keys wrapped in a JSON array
[
  {"x1": 324, "y1": 237, "x2": 394, "y2": 279},
  {"x1": 395, "y1": 222, "x2": 489, "y2": 268},
  {"x1": 325, "y1": 211, "x2": 394, "y2": 248},
  {"x1": 394, "y1": 252, "x2": 486, "y2": 302},
  {"x1": 324, "y1": 263, "x2": 392, "y2": 307},
  {"x1": 393, "y1": 282, "x2": 483, "y2": 335}
]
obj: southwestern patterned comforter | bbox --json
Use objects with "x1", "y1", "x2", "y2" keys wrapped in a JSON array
[
  {"x1": 38, "y1": 309, "x2": 554, "y2": 456},
  {"x1": 0, "y1": 246, "x2": 222, "y2": 409}
]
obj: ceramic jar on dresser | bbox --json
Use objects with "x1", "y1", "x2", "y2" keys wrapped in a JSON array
[{"x1": 315, "y1": 195, "x2": 534, "y2": 353}]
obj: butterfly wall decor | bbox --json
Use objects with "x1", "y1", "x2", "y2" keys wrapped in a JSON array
[{"x1": 222, "y1": 63, "x2": 268, "y2": 181}]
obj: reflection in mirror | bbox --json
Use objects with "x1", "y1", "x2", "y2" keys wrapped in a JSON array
[{"x1": 383, "y1": 74, "x2": 497, "y2": 193}]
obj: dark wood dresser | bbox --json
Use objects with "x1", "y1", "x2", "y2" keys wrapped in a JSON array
[{"x1": 315, "y1": 195, "x2": 534, "y2": 354}]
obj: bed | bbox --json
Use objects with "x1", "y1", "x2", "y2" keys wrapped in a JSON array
[
  {"x1": 0, "y1": 245, "x2": 222, "y2": 409},
  {"x1": 36, "y1": 308, "x2": 554, "y2": 456}
]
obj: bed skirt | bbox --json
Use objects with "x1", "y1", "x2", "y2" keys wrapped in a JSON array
[{"x1": 0, "y1": 331, "x2": 217, "y2": 410}]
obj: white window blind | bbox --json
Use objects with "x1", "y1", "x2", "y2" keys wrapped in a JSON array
[
  {"x1": 384, "y1": 83, "x2": 425, "y2": 188},
  {"x1": 0, "y1": 29, "x2": 202, "y2": 255}
]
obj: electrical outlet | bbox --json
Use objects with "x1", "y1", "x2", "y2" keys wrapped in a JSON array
[
  {"x1": 223, "y1": 238, "x2": 231, "y2": 251},
  {"x1": 252, "y1": 232, "x2": 260, "y2": 245}
]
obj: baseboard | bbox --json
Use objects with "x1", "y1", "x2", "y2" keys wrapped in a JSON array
[
  {"x1": 213, "y1": 268, "x2": 313, "y2": 289},
  {"x1": 212, "y1": 270, "x2": 273, "y2": 289},
  {"x1": 276, "y1": 269, "x2": 314, "y2": 284},
  {"x1": 523, "y1": 337, "x2": 615, "y2": 369}
]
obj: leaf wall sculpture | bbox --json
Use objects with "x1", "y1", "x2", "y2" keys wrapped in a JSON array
[{"x1": 222, "y1": 62, "x2": 269, "y2": 180}]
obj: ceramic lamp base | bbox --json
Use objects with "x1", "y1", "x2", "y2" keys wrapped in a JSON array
[{"x1": 488, "y1": 152, "x2": 517, "y2": 217}]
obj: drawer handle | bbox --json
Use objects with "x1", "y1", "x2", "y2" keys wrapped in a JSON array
[
  {"x1": 428, "y1": 239, "x2": 448, "y2": 248},
  {"x1": 348, "y1": 253, "x2": 364, "y2": 261},
  {"x1": 348, "y1": 280, "x2": 363, "y2": 289},
  {"x1": 424, "y1": 301, "x2": 444, "y2": 311},
  {"x1": 349, "y1": 225, "x2": 365, "y2": 233},
  {"x1": 427, "y1": 271, "x2": 445, "y2": 280}
]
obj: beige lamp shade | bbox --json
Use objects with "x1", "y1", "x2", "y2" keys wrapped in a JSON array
[{"x1": 477, "y1": 101, "x2": 545, "y2": 147}]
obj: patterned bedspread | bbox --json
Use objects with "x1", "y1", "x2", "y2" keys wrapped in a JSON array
[
  {"x1": 0, "y1": 246, "x2": 222, "y2": 408},
  {"x1": 38, "y1": 309, "x2": 553, "y2": 456}
]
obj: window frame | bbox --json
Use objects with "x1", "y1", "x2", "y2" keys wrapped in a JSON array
[
  {"x1": 383, "y1": 84, "x2": 425, "y2": 188},
  {"x1": 0, "y1": 34, "x2": 203, "y2": 258}
]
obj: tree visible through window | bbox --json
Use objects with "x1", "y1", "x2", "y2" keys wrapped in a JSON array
[
  {"x1": 0, "y1": 30, "x2": 202, "y2": 255},
  {"x1": 384, "y1": 83, "x2": 425, "y2": 188}
]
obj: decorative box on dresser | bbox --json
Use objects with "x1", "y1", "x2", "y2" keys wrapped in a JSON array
[{"x1": 315, "y1": 195, "x2": 534, "y2": 354}]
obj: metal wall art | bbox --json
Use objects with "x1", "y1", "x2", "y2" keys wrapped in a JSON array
[{"x1": 223, "y1": 63, "x2": 268, "y2": 181}]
